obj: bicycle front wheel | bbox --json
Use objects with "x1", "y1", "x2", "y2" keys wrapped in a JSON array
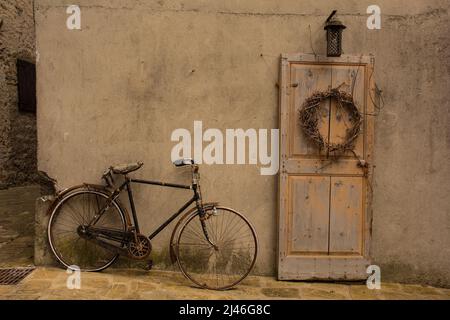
[{"x1": 176, "y1": 206, "x2": 258, "y2": 290}]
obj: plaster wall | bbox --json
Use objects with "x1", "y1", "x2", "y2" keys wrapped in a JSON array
[{"x1": 35, "y1": 0, "x2": 450, "y2": 287}]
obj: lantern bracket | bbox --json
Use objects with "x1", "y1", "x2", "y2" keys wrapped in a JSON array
[{"x1": 325, "y1": 10, "x2": 337, "y2": 24}]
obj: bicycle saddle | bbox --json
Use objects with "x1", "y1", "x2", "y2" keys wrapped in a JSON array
[
  {"x1": 173, "y1": 158, "x2": 195, "y2": 167},
  {"x1": 110, "y1": 162, "x2": 143, "y2": 174}
]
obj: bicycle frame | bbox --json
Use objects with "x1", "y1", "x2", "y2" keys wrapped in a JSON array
[
  {"x1": 88, "y1": 175, "x2": 202, "y2": 241},
  {"x1": 130, "y1": 177, "x2": 200, "y2": 239}
]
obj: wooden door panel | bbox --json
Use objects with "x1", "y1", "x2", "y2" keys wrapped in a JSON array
[
  {"x1": 279, "y1": 54, "x2": 374, "y2": 280},
  {"x1": 288, "y1": 176, "x2": 330, "y2": 254},
  {"x1": 290, "y1": 64, "x2": 331, "y2": 157},
  {"x1": 284, "y1": 158, "x2": 363, "y2": 175},
  {"x1": 279, "y1": 256, "x2": 370, "y2": 280},
  {"x1": 329, "y1": 176, "x2": 364, "y2": 254}
]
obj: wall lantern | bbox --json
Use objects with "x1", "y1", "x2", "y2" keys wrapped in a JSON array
[{"x1": 324, "y1": 10, "x2": 346, "y2": 57}]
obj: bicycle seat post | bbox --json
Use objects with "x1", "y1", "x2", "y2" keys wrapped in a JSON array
[{"x1": 191, "y1": 164, "x2": 200, "y2": 186}]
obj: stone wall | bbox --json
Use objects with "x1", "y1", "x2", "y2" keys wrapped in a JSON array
[
  {"x1": 34, "y1": 0, "x2": 450, "y2": 287},
  {"x1": 0, "y1": 0, "x2": 38, "y2": 189},
  {"x1": 0, "y1": 185, "x2": 40, "y2": 266}
]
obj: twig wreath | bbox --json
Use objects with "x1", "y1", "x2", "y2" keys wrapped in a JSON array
[{"x1": 299, "y1": 88, "x2": 362, "y2": 154}]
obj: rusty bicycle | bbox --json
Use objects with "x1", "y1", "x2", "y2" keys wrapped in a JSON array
[{"x1": 47, "y1": 159, "x2": 258, "y2": 290}]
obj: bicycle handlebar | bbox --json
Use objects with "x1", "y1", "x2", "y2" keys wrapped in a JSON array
[{"x1": 101, "y1": 159, "x2": 200, "y2": 188}]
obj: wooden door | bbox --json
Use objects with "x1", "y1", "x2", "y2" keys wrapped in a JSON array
[{"x1": 278, "y1": 54, "x2": 375, "y2": 280}]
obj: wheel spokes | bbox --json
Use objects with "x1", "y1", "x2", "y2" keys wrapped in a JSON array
[
  {"x1": 177, "y1": 208, "x2": 257, "y2": 290},
  {"x1": 49, "y1": 191, "x2": 126, "y2": 271}
]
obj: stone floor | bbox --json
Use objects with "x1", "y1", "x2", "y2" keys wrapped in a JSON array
[
  {"x1": 1, "y1": 186, "x2": 449, "y2": 300},
  {"x1": 0, "y1": 267, "x2": 449, "y2": 300}
]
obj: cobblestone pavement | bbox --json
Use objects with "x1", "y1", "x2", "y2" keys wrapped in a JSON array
[
  {"x1": 0, "y1": 267, "x2": 449, "y2": 300},
  {"x1": 0, "y1": 186, "x2": 40, "y2": 267}
]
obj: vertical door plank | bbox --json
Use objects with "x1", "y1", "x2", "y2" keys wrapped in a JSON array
[
  {"x1": 290, "y1": 64, "x2": 331, "y2": 157},
  {"x1": 288, "y1": 176, "x2": 330, "y2": 253},
  {"x1": 278, "y1": 56, "x2": 291, "y2": 261},
  {"x1": 329, "y1": 176, "x2": 363, "y2": 254},
  {"x1": 330, "y1": 65, "x2": 365, "y2": 158},
  {"x1": 363, "y1": 59, "x2": 375, "y2": 257}
]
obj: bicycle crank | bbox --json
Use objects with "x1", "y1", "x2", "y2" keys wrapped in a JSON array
[{"x1": 127, "y1": 234, "x2": 152, "y2": 260}]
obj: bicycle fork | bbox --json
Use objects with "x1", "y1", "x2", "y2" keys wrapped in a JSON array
[{"x1": 198, "y1": 205, "x2": 219, "y2": 251}]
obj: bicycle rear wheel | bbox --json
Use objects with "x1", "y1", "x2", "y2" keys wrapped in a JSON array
[
  {"x1": 48, "y1": 190, "x2": 127, "y2": 272},
  {"x1": 176, "y1": 206, "x2": 257, "y2": 290}
]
